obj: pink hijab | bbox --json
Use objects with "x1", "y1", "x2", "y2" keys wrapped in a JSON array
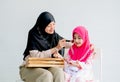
[{"x1": 68, "y1": 26, "x2": 93, "y2": 62}]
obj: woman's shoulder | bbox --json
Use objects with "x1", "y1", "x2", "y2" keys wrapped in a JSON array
[
  {"x1": 28, "y1": 28, "x2": 41, "y2": 37},
  {"x1": 29, "y1": 27, "x2": 37, "y2": 34},
  {"x1": 54, "y1": 32, "x2": 63, "y2": 39}
]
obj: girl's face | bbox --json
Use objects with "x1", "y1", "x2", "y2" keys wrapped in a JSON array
[
  {"x1": 73, "y1": 33, "x2": 83, "y2": 47},
  {"x1": 45, "y1": 21, "x2": 55, "y2": 34}
]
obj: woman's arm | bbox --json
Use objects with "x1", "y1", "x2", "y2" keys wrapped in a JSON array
[
  {"x1": 29, "y1": 39, "x2": 66, "y2": 58},
  {"x1": 65, "y1": 42, "x2": 73, "y2": 48},
  {"x1": 29, "y1": 47, "x2": 60, "y2": 58}
]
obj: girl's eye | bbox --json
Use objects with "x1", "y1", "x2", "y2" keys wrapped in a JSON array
[{"x1": 78, "y1": 37, "x2": 81, "y2": 39}]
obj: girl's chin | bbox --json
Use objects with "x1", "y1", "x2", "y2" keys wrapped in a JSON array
[{"x1": 75, "y1": 44, "x2": 81, "y2": 47}]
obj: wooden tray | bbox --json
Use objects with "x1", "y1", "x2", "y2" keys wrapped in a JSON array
[{"x1": 25, "y1": 57, "x2": 64, "y2": 68}]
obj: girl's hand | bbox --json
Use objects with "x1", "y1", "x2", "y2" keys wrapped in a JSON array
[
  {"x1": 90, "y1": 44, "x2": 96, "y2": 59},
  {"x1": 69, "y1": 60, "x2": 82, "y2": 69},
  {"x1": 69, "y1": 61, "x2": 76, "y2": 66},
  {"x1": 76, "y1": 60, "x2": 82, "y2": 69}
]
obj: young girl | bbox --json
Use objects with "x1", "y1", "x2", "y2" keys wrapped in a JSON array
[{"x1": 64, "y1": 26, "x2": 95, "y2": 82}]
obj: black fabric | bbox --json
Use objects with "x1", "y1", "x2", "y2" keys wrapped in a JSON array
[
  {"x1": 23, "y1": 11, "x2": 64, "y2": 60},
  {"x1": 35, "y1": 11, "x2": 55, "y2": 35}
]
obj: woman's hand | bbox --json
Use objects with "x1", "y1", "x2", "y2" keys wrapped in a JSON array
[
  {"x1": 56, "y1": 39, "x2": 66, "y2": 50},
  {"x1": 53, "y1": 52, "x2": 63, "y2": 58}
]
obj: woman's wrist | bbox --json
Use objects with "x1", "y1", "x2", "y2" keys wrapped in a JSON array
[
  {"x1": 51, "y1": 47, "x2": 59, "y2": 55},
  {"x1": 54, "y1": 47, "x2": 59, "y2": 52}
]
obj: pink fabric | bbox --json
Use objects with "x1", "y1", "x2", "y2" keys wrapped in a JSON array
[{"x1": 68, "y1": 26, "x2": 93, "y2": 62}]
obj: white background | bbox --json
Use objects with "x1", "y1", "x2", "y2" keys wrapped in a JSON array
[{"x1": 0, "y1": 0, "x2": 120, "y2": 82}]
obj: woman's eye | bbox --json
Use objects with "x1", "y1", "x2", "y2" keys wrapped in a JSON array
[{"x1": 47, "y1": 25, "x2": 50, "y2": 27}]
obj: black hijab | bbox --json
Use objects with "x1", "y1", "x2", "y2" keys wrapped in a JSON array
[{"x1": 23, "y1": 11, "x2": 64, "y2": 60}]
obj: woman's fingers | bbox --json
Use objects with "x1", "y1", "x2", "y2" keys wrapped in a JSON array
[
  {"x1": 56, "y1": 39, "x2": 66, "y2": 50},
  {"x1": 53, "y1": 53, "x2": 63, "y2": 58}
]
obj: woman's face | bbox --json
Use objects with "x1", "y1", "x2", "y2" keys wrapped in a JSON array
[
  {"x1": 45, "y1": 21, "x2": 55, "y2": 34},
  {"x1": 73, "y1": 33, "x2": 83, "y2": 47}
]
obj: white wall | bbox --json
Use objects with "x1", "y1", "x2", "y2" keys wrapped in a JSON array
[{"x1": 0, "y1": 0, "x2": 120, "y2": 82}]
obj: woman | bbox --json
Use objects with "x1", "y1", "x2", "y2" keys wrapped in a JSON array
[
  {"x1": 19, "y1": 11, "x2": 66, "y2": 82},
  {"x1": 64, "y1": 26, "x2": 95, "y2": 82}
]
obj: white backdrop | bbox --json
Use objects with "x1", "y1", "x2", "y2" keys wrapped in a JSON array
[{"x1": 0, "y1": 0, "x2": 120, "y2": 82}]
